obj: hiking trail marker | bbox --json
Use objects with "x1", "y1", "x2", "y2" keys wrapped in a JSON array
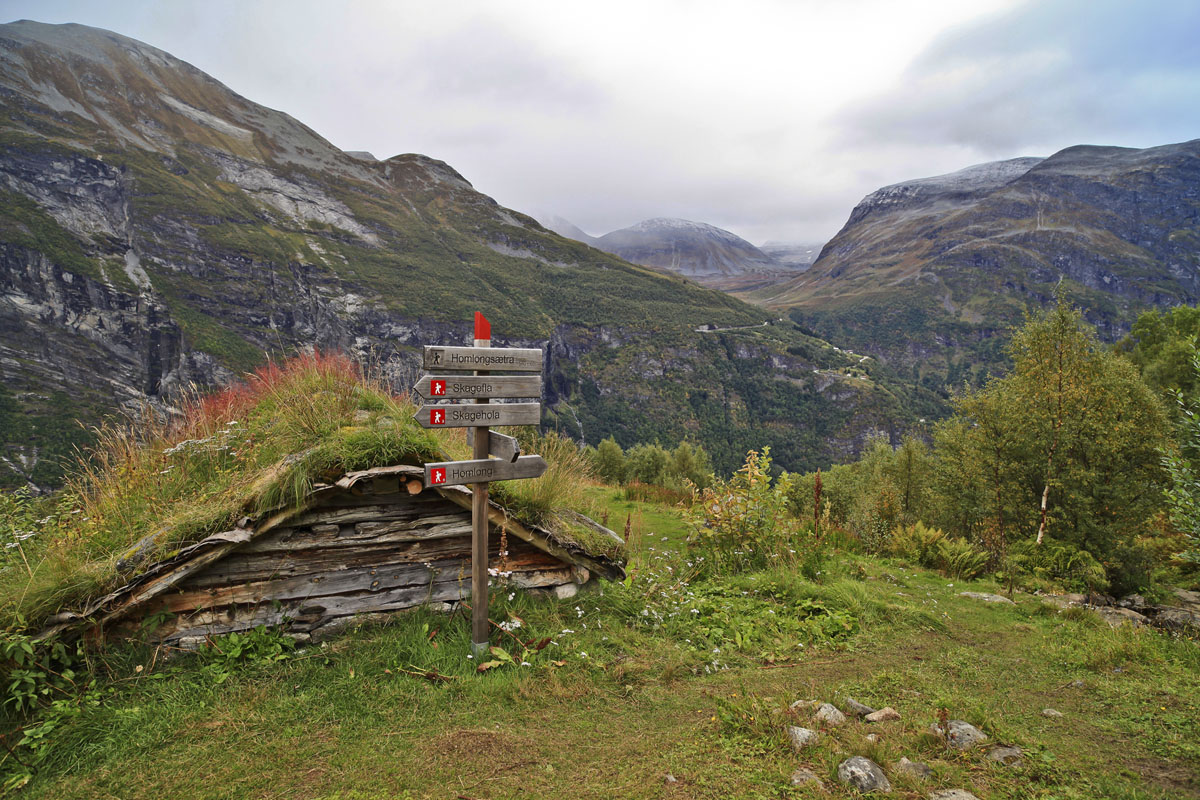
[{"x1": 412, "y1": 312, "x2": 544, "y2": 659}]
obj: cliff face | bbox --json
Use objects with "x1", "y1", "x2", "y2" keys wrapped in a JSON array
[
  {"x1": 754, "y1": 143, "x2": 1200, "y2": 370},
  {"x1": 0, "y1": 21, "x2": 913, "y2": 487}
]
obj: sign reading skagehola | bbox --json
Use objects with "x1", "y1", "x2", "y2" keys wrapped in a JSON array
[{"x1": 416, "y1": 402, "x2": 540, "y2": 428}]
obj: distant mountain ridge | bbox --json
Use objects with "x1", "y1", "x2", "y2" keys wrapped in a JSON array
[
  {"x1": 537, "y1": 214, "x2": 815, "y2": 288},
  {"x1": 0, "y1": 20, "x2": 916, "y2": 487},
  {"x1": 750, "y1": 141, "x2": 1200, "y2": 375}
]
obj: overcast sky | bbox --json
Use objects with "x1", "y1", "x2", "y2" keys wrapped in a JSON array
[{"x1": 3, "y1": 0, "x2": 1199, "y2": 244}]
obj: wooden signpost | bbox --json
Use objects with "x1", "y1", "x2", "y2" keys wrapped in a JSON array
[{"x1": 413, "y1": 312, "x2": 544, "y2": 659}]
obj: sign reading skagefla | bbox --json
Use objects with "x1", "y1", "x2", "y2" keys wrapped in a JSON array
[
  {"x1": 423, "y1": 346, "x2": 542, "y2": 372},
  {"x1": 413, "y1": 374, "x2": 541, "y2": 400}
]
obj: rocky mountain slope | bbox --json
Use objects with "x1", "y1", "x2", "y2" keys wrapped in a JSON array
[
  {"x1": 751, "y1": 145, "x2": 1200, "y2": 378},
  {"x1": 0, "y1": 21, "x2": 923, "y2": 488}
]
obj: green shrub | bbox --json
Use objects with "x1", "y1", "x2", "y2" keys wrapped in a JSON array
[
  {"x1": 685, "y1": 448, "x2": 813, "y2": 575},
  {"x1": 890, "y1": 522, "x2": 946, "y2": 568},
  {"x1": 1009, "y1": 539, "x2": 1109, "y2": 592},
  {"x1": 936, "y1": 537, "x2": 989, "y2": 580}
]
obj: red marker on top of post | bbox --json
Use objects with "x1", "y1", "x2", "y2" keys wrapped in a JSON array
[{"x1": 474, "y1": 310, "x2": 491, "y2": 342}]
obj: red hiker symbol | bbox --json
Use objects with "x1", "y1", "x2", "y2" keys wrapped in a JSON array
[
  {"x1": 431, "y1": 468, "x2": 446, "y2": 484},
  {"x1": 431, "y1": 379, "x2": 446, "y2": 396},
  {"x1": 430, "y1": 408, "x2": 446, "y2": 426}
]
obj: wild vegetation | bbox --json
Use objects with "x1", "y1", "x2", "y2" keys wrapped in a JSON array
[{"x1": 1, "y1": 303, "x2": 1198, "y2": 796}]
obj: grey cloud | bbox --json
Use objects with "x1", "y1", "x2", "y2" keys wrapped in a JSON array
[{"x1": 840, "y1": 0, "x2": 1200, "y2": 152}]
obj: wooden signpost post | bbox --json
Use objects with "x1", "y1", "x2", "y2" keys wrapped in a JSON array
[{"x1": 413, "y1": 312, "x2": 544, "y2": 659}]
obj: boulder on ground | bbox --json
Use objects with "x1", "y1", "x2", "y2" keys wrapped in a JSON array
[
  {"x1": 1095, "y1": 607, "x2": 1148, "y2": 628},
  {"x1": 865, "y1": 706, "x2": 901, "y2": 722},
  {"x1": 929, "y1": 720, "x2": 988, "y2": 749},
  {"x1": 1153, "y1": 606, "x2": 1200, "y2": 634},
  {"x1": 986, "y1": 744, "x2": 1023, "y2": 766},
  {"x1": 1042, "y1": 708, "x2": 1063, "y2": 718},
  {"x1": 959, "y1": 591, "x2": 1015, "y2": 605},
  {"x1": 815, "y1": 703, "x2": 847, "y2": 726},
  {"x1": 837, "y1": 756, "x2": 892, "y2": 793},
  {"x1": 790, "y1": 767, "x2": 825, "y2": 789},
  {"x1": 843, "y1": 697, "x2": 877, "y2": 718},
  {"x1": 787, "y1": 726, "x2": 819, "y2": 751}
]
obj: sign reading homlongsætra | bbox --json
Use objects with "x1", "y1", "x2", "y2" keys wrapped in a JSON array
[{"x1": 423, "y1": 346, "x2": 542, "y2": 372}]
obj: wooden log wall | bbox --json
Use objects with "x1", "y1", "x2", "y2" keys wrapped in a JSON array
[{"x1": 138, "y1": 487, "x2": 585, "y2": 646}]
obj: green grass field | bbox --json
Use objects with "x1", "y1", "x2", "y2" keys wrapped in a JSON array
[{"x1": 8, "y1": 489, "x2": 1199, "y2": 799}]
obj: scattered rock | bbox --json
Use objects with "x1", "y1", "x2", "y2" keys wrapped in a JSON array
[
  {"x1": 865, "y1": 733, "x2": 880, "y2": 742},
  {"x1": 958, "y1": 591, "x2": 1015, "y2": 605},
  {"x1": 843, "y1": 697, "x2": 878, "y2": 718},
  {"x1": 664, "y1": 773, "x2": 677, "y2": 784},
  {"x1": 1069, "y1": 679, "x2": 1086, "y2": 688},
  {"x1": 837, "y1": 756, "x2": 892, "y2": 793},
  {"x1": 1095, "y1": 606, "x2": 1149, "y2": 628},
  {"x1": 1118, "y1": 594, "x2": 1147, "y2": 610},
  {"x1": 787, "y1": 726, "x2": 819, "y2": 751},
  {"x1": 1172, "y1": 588, "x2": 1200, "y2": 610},
  {"x1": 866, "y1": 706, "x2": 901, "y2": 723},
  {"x1": 986, "y1": 745, "x2": 1023, "y2": 766},
  {"x1": 895, "y1": 757, "x2": 933, "y2": 780},
  {"x1": 790, "y1": 699, "x2": 819, "y2": 713},
  {"x1": 930, "y1": 720, "x2": 988, "y2": 749},
  {"x1": 790, "y1": 768, "x2": 825, "y2": 789},
  {"x1": 929, "y1": 791, "x2": 981, "y2": 800},
  {"x1": 1042, "y1": 708, "x2": 1063, "y2": 718},
  {"x1": 1063, "y1": 592, "x2": 1088, "y2": 605},
  {"x1": 1087, "y1": 591, "x2": 1116, "y2": 607},
  {"x1": 1153, "y1": 606, "x2": 1200, "y2": 634},
  {"x1": 815, "y1": 703, "x2": 847, "y2": 726}
]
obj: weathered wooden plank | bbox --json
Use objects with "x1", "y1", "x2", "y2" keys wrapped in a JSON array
[
  {"x1": 154, "y1": 565, "x2": 577, "y2": 645},
  {"x1": 288, "y1": 502, "x2": 431, "y2": 526},
  {"x1": 172, "y1": 546, "x2": 563, "y2": 609},
  {"x1": 416, "y1": 402, "x2": 541, "y2": 429},
  {"x1": 422, "y1": 346, "x2": 542, "y2": 372},
  {"x1": 414, "y1": 374, "x2": 542, "y2": 400},
  {"x1": 239, "y1": 514, "x2": 471, "y2": 554},
  {"x1": 466, "y1": 429, "x2": 521, "y2": 462},
  {"x1": 425, "y1": 455, "x2": 547, "y2": 487},
  {"x1": 186, "y1": 533, "x2": 556, "y2": 587}
]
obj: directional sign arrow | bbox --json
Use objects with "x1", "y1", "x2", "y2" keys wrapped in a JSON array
[
  {"x1": 466, "y1": 429, "x2": 522, "y2": 462},
  {"x1": 413, "y1": 374, "x2": 541, "y2": 400},
  {"x1": 415, "y1": 402, "x2": 541, "y2": 428},
  {"x1": 425, "y1": 455, "x2": 548, "y2": 487},
  {"x1": 423, "y1": 345, "x2": 542, "y2": 372}
]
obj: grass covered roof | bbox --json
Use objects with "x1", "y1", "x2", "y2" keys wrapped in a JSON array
[{"x1": 0, "y1": 353, "x2": 621, "y2": 631}]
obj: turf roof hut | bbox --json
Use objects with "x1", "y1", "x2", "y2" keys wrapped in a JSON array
[{"x1": 26, "y1": 356, "x2": 625, "y2": 648}]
